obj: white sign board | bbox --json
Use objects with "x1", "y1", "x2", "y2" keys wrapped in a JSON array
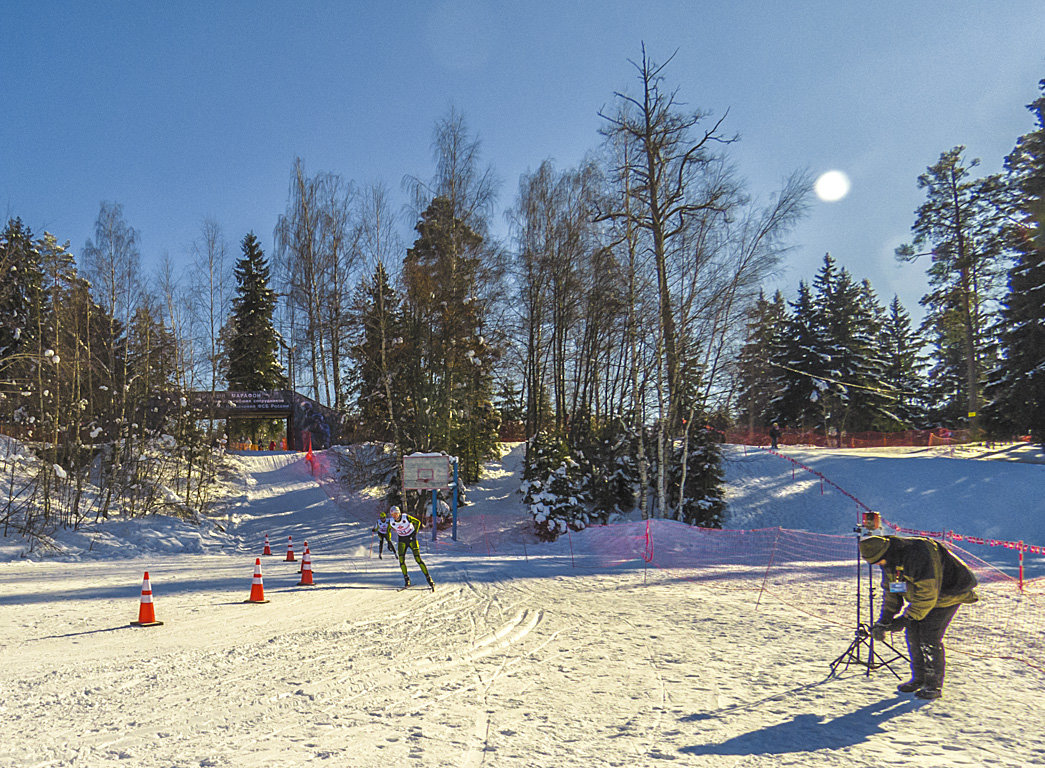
[{"x1": 403, "y1": 452, "x2": 452, "y2": 491}]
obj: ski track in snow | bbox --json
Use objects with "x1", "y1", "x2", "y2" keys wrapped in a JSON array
[{"x1": 1, "y1": 443, "x2": 1044, "y2": 766}]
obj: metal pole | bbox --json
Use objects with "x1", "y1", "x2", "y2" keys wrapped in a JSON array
[
  {"x1": 1019, "y1": 540, "x2": 1025, "y2": 593},
  {"x1": 856, "y1": 530, "x2": 863, "y2": 665},
  {"x1": 431, "y1": 488, "x2": 437, "y2": 541},
  {"x1": 451, "y1": 458, "x2": 459, "y2": 541}
]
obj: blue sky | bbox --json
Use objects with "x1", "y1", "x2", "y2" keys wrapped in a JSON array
[{"x1": 2, "y1": 1, "x2": 1043, "y2": 318}]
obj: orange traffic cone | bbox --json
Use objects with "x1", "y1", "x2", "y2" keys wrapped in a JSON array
[
  {"x1": 263, "y1": 533, "x2": 272, "y2": 556},
  {"x1": 244, "y1": 558, "x2": 270, "y2": 604},
  {"x1": 130, "y1": 571, "x2": 164, "y2": 627},
  {"x1": 298, "y1": 547, "x2": 313, "y2": 586},
  {"x1": 299, "y1": 541, "x2": 309, "y2": 572},
  {"x1": 285, "y1": 535, "x2": 296, "y2": 562}
]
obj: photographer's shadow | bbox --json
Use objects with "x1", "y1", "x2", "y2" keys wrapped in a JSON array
[{"x1": 681, "y1": 696, "x2": 925, "y2": 756}]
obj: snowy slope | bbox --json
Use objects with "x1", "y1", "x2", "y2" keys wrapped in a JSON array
[
  {"x1": 724, "y1": 443, "x2": 1045, "y2": 577},
  {"x1": 0, "y1": 443, "x2": 1043, "y2": 767}
]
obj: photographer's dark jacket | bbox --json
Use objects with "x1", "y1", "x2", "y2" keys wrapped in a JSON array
[{"x1": 879, "y1": 536, "x2": 979, "y2": 622}]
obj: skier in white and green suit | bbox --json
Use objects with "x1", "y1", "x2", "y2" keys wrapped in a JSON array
[{"x1": 388, "y1": 505, "x2": 435, "y2": 589}]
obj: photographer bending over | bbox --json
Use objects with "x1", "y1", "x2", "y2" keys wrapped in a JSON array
[{"x1": 859, "y1": 535, "x2": 978, "y2": 700}]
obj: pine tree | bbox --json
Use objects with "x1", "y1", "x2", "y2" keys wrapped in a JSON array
[
  {"x1": 988, "y1": 79, "x2": 1045, "y2": 444},
  {"x1": 0, "y1": 218, "x2": 41, "y2": 363},
  {"x1": 879, "y1": 295, "x2": 928, "y2": 427},
  {"x1": 735, "y1": 290, "x2": 787, "y2": 432},
  {"x1": 226, "y1": 233, "x2": 286, "y2": 391},
  {"x1": 811, "y1": 254, "x2": 859, "y2": 438},
  {"x1": 350, "y1": 261, "x2": 407, "y2": 442},
  {"x1": 401, "y1": 196, "x2": 499, "y2": 482},
  {"x1": 773, "y1": 281, "x2": 826, "y2": 429},
  {"x1": 845, "y1": 279, "x2": 891, "y2": 431},
  {"x1": 922, "y1": 313, "x2": 970, "y2": 426},
  {"x1": 667, "y1": 421, "x2": 726, "y2": 527},
  {"x1": 897, "y1": 147, "x2": 1009, "y2": 436}
]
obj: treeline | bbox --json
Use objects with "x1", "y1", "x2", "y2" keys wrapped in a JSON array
[
  {"x1": 737, "y1": 80, "x2": 1045, "y2": 445},
  {"x1": 0, "y1": 211, "x2": 218, "y2": 545},
  {"x1": 2, "y1": 50, "x2": 1042, "y2": 544}
]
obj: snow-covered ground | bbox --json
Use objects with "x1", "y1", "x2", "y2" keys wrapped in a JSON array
[{"x1": 1, "y1": 442, "x2": 1043, "y2": 767}]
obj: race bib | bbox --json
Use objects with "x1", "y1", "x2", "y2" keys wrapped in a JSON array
[{"x1": 391, "y1": 519, "x2": 415, "y2": 537}]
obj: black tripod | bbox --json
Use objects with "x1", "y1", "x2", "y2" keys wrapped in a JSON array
[{"x1": 830, "y1": 528, "x2": 907, "y2": 677}]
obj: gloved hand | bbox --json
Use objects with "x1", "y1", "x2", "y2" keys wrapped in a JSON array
[
  {"x1": 889, "y1": 614, "x2": 910, "y2": 631},
  {"x1": 871, "y1": 622, "x2": 890, "y2": 642}
]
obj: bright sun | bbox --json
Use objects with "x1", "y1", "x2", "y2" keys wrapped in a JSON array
[{"x1": 814, "y1": 170, "x2": 851, "y2": 202}]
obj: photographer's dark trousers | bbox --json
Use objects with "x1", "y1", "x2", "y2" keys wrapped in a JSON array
[{"x1": 906, "y1": 604, "x2": 960, "y2": 688}]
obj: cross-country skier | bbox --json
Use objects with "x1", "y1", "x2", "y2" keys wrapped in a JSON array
[
  {"x1": 388, "y1": 505, "x2": 435, "y2": 590},
  {"x1": 371, "y1": 509, "x2": 393, "y2": 559}
]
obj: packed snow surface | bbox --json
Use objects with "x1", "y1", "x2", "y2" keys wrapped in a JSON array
[{"x1": 1, "y1": 442, "x2": 1043, "y2": 767}]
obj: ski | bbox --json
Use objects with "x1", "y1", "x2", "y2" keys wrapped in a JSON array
[{"x1": 395, "y1": 583, "x2": 435, "y2": 592}]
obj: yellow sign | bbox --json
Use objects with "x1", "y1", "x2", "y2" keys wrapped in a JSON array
[{"x1": 968, "y1": 411, "x2": 977, "y2": 418}]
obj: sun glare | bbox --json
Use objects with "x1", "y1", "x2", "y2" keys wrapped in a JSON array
[{"x1": 814, "y1": 170, "x2": 851, "y2": 202}]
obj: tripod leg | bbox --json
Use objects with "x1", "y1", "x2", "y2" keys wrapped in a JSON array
[
  {"x1": 829, "y1": 630, "x2": 869, "y2": 675},
  {"x1": 868, "y1": 636, "x2": 909, "y2": 679}
]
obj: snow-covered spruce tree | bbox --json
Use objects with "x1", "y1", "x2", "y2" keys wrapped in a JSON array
[
  {"x1": 527, "y1": 458, "x2": 590, "y2": 541},
  {"x1": 585, "y1": 419, "x2": 641, "y2": 521},
  {"x1": 773, "y1": 280, "x2": 827, "y2": 430},
  {"x1": 522, "y1": 431, "x2": 588, "y2": 541},
  {"x1": 735, "y1": 289, "x2": 788, "y2": 433},
  {"x1": 349, "y1": 261, "x2": 408, "y2": 444},
  {"x1": 986, "y1": 79, "x2": 1045, "y2": 446},
  {"x1": 879, "y1": 295, "x2": 929, "y2": 428},
  {"x1": 226, "y1": 233, "x2": 286, "y2": 392},
  {"x1": 0, "y1": 218, "x2": 40, "y2": 367},
  {"x1": 225, "y1": 233, "x2": 286, "y2": 442},
  {"x1": 667, "y1": 422, "x2": 725, "y2": 527}
]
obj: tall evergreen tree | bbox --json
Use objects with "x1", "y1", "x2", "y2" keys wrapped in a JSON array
[
  {"x1": 401, "y1": 196, "x2": 499, "y2": 482},
  {"x1": 840, "y1": 277, "x2": 891, "y2": 432},
  {"x1": 350, "y1": 261, "x2": 407, "y2": 442},
  {"x1": 735, "y1": 289, "x2": 787, "y2": 431},
  {"x1": 668, "y1": 420, "x2": 726, "y2": 528},
  {"x1": 773, "y1": 281, "x2": 826, "y2": 429},
  {"x1": 988, "y1": 79, "x2": 1045, "y2": 444},
  {"x1": 879, "y1": 295, "x2": 928, "y2": 428},
  {"x1": 226, "y1": 233, "x2": 286, "y2": 391},
  {"x1": 897, "y1": 147, "x2": 1010, "y2": 435},
  {"x1": 0, "y1": 218, "x2": 41, "y2": 362}
]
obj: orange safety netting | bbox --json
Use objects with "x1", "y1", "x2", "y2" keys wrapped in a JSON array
[
  {"x1": 583, "y1": 518, "x2": 1045, "y2": 675},
  {"x1": 312, "y1": 448, "x2": 1045, "y2": 676},
  {"x1": 721, "y1": 427, "x2": 980, "y2": 448}
]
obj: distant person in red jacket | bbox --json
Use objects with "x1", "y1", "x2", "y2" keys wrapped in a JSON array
[{"x1": 269, "y1": 440, "x2": 276, "y2": 451}]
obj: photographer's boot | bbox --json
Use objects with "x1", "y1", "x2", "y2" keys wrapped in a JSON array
[
  {"x1": 897, "y1": 677, "x2": 924, "y2": 693},
  {"x1": 915, "y1": 642, "x2": 945, "y2": 699},
  {"x1": 901, "y1": 636, "x2": 926, "y2": 694}
]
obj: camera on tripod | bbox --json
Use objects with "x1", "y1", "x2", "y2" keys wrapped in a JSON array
[
  {"x1": 830, "y1": 509, "x2": 907, "y2": 678},
  {"x1": 861, "y1": 510, "x2": 882, "y2": 534}
]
